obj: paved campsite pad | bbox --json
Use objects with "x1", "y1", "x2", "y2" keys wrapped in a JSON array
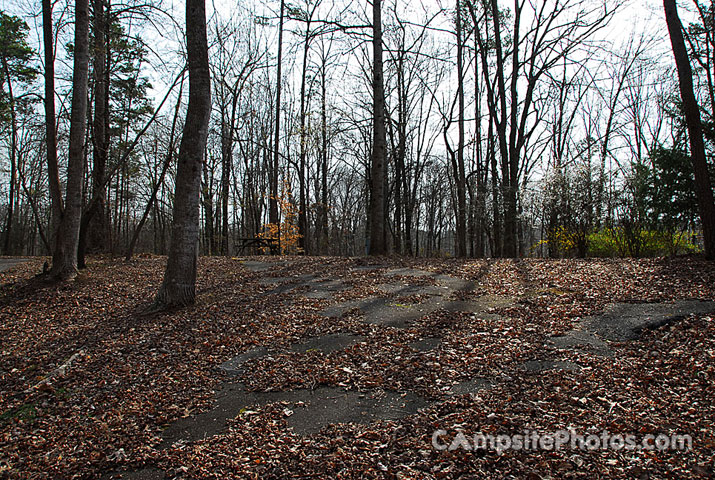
[
  {"x1": 522, "y1": 359, "x2": 580, "y2": 372},
  {"x1": 385, "y1": 267, "x2": 475, "y2": 292},
  {"x1": 349, "y1": 264, "x2": 388, "y2": 272},
  {"x1": 447, "y1": 377, "x2": 495, "y2": 395},
  {"x1": 177, "y1": 264, "x2": 509, "y2": 447},
  {"x1": 239, "y1": 260, "x2": 275, "y2": 272},
  {"x1": 101, "y1": 468, "x2": 166, "y2": 480},
  {"x1": 0, "y1": 258, "x2": 27, "y2": 272},
  {"x1": 218, "y1": 346, "x2": 269, "y2": 375},
  {"x1": 322, "y1": 296, "x2": 442, "y2": 328},
  {"x1": 320, "y1": 267, "x2": 513, "y2": 327},
  {"x1": 409, "y1": 337, "x2": 442, "y2": 351},
  {"x1": 258, "y1": 274, "x2": 349, "y2": 299},
  {"x1": 162, "y1": 383, "x2": 428, "y2": 443},
  {"x1": 220, "y1": 333, "x2": 364, "y2": 375},
  {"x1": 220, "y1": 332, "x2": 364, "y2": 376},
  {"x1": 291, "y1": 332, "x2": 364, "y2": 353},
  {"x1": 582, "y1": 300, "x2": 715, "y2": 341},
  {"x1": 285, "y1": 387, "x2": 428, "y2": 435},
  {"x1": 376, "y1": 282, "x2": 447, "y2": 296},
  {"x1": 549, "y1": 300, "x2": 715, "y2": 357},
  {"x1": 549, "y1": 330, "x2": 613, "y2": 356},
  {"x1": 321, "y1": 294, "x2": 510, "y2": 327},
  {"x1": 157, "y1": 261, "x2": 715, "y2": 474}
]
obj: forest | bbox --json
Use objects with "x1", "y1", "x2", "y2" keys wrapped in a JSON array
[
  {"x1": 1, "y1": 0, "x2": 713, "y2": 271},
  {"x1": 1, "y1": 0, "x2": 715, "y2": 477}
]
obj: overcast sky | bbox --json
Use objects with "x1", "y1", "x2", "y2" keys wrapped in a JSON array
[{"x1": 0, "y1": 0, "x2": 685, "y2": 126}]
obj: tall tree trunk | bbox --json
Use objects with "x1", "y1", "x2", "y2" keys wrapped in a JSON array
[
  {"x1": 269, "y1": 0, "x2": 285, "y2": 246},
  {"x1": 317, "y1": 56, "x2": 329, "y2": 253},
  {"x1": 393, "y1": 51, "x2": 407, "y2": 255},
  {"x1": 43, "y1": 0, "x2": 63, "y2": 252},
  {"x1": 153, "y1": 0, "x2": 211, "y2": 308},
  {"x1": 51, "y1": 0, "x2": 90, "y2": 280},
  {"x1": 664, "y1": 0, "x2": 715, "y2": 260},
  {"x1": 219, "y1": 93, "x2": 234, "y2": 255},
  {"x1": 78, "y1": 0, "x2": 110, "y2": 268},
  {"x1": 1, "y1": 58, "x2": 17, "y2": 254},
  {"x1": 202, "y1": 165, "x2": 215, "y2": 254},
  {"x1": 369, "y1": 0, "x2": 387, "y2": 255},
  {"x1": 298, "y1": 17, "x2": 311, "y2": 254},
  {"x1": 454, "y1": 0, "x2": 467, "y2": 257},
  {"x1": 474, "y1": 31, "x2": 486, "y2": 258}
]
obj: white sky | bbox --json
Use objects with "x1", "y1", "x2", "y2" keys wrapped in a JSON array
[{"x1": 0, "y1": 0, "x2": 678, "y2": 97}]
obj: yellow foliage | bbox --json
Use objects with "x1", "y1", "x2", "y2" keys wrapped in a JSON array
[
  {"x1": 552, "y1": 225, "x2": 578, "y2": 252},
  {"x1": 258, "y1": 180, "x2": 303, "y2": 255}
]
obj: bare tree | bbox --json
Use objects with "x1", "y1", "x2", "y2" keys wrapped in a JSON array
[
  {"x1": 77, "y1": 0, "x2": 110, "y2": 268},
  {"x1": 51, "y1": 0, "x2": 90, "y2": 280},
  {"x1": 126, "y1": 74, "x2": 185, "y2": 260},
  {"x1": 42, "y1": 0, "x2": 63, "y2": 250},
  {"x1": 153, "y1": 0, "x2": 211, "y2": 307},
  {"x1": 269, "y1": 0, "x2": 286, "y2": 248},
  {"x1": 468, "y1": 0, "x2": 615, "y2": 257},
  {"x1": 664, "y1": 0, "x2": 715, "y2": 260},
  {"x1": 211, "y1": 13, "x2": 265, "y2": 255},
  {"x1": 369, "y1": 0, "x2": 387, "y2": 255}
]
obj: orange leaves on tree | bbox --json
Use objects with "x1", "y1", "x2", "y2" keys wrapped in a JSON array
[{"x1": 258, "y1": 180, "x2": 303, "y2": 255}]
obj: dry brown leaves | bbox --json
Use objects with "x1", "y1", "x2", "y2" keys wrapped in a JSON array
[{"x1": 0, "y1": 255, "x2": 713, "y2": 478}]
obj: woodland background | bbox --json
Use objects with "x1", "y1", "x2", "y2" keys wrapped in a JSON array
[{"x1": 0, "y1": 0, "x2": 714, "y2": 261}]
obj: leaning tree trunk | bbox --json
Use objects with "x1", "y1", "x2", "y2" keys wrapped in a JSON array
[
  {"x1": 51, "y1": 0, "x2": 89, "y2": 280},
  {"x1": 153, "y1": 0, "x2": 211, "y2": 308},
  {"x1": 368, "y1": 0, "x2": 387, "y2": 255},
  {"x1": 664, "y1": 0, "x2": 715, "y2": 260},
  {"x1": 126, "y1": 76, "x2": 184, "y2": 261}
]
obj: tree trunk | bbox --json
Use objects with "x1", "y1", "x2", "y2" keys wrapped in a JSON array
[
  {"x1": 269, "y1": 0, "x2": 285, "y2": 243},
  {"x1": 78, "y1": 0, "x2": 110, "y2": 269},
  {"x1": 1, "y1": 58, "x2": 17, "y2": 254},
  {"x1": 51, "y1": 0, "x2": 89, "y2": 280},
  {"x1": 153, "y1": 0, "x2": 211, "y2": 308},
  {"x1": 298, "y1": 17, "x2": 311, "y2": 254},
  {"x1": 454, "y1": 0, "x2": 467, "y2": 258},
  {"x1": 43, "y1": 0, "x2": 63, "y2": 252},
  {"x1": 317, "y1": 55, "x2": 329, "y2": 253},
  {"x1": 663, "y1": 0, "x2": 715, "y2": 260},
  {"x1": 369, "y1": 0, "x2": 387, "y2": 255}
]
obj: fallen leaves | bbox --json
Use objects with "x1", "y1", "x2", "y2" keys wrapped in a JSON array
[{"x1": 0, "y1": 255, "x2": 713, "y2": 478}]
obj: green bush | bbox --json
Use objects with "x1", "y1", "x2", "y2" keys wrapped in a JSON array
[
  {"x1": 586, "y1": 229, "x2": 621, "y2": 257},
  {"x1": 586, "y1": 228, "x2": 701, "y2": 257}
]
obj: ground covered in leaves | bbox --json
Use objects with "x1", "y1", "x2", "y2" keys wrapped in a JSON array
[{"x1": 0, "y1": 255, "x2": 714, "y2": 479}]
